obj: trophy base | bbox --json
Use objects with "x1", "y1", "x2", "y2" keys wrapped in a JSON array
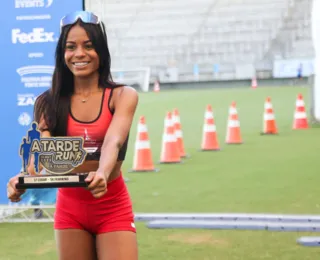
[{"x1": 16, "y1": 174, "x2": 88, "y2": 189}]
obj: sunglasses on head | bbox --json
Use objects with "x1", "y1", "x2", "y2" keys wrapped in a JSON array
[{"x1": 60, "y1": 11, "x2": 105, "y2": 35}]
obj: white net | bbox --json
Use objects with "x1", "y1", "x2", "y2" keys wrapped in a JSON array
[{"x1": 111, "y1": 67, "x2": 151, "y2": 92}]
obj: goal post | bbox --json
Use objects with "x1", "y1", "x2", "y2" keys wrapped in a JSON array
[
  {"x1": 111, "y1": 67, "x2": 151, "y2": 92},
  {"x1": 311, "y1": 0, "x2": 320, "y2": 122}
]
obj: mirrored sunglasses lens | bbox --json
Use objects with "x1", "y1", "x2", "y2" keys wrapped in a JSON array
[{"x1": 61, "y1": 12, "x2": 99, "y2": 27}]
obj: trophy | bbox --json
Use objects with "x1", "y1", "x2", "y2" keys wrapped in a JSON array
[{"x1": 16, "y1": 121, "x2": 88, "y2": 189}]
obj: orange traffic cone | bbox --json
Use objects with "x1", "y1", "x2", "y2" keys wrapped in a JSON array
[
  {"x1": 293, "y1": 93, "x2": 309, "y2": 129},
  {"x1": 153, "y1": 80, "x2": 160, "y2": 92},
  {"x1": 251, "y1": 76, "x2": 257, "y2": 89},
  {"x1": 129, "y1": 116, "x2": 158, "y2": 172},
  {"x1": 172, "y1": 108, "x2": 188, "y2": 158},
  {"x1": 261, "y1": 97, "x2": 278, "y2": 135},
  {"x1": 160, "y1": 112, "x2": 182, "y2": 164},
  {"x1": 201, "y1": 104, "x2": 220, "y2": 151},
  {"x1": 225, "y1": 102, "x2": 242, "y2": 144}
]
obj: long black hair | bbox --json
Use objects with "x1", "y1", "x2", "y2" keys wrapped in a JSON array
[{"x1": 34, "y1": 19, "x2": 119, "y2": 136}]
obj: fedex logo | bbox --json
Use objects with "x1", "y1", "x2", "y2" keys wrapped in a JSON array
[{"x1": 12, "y1": 28, "x2": 55, "y2": 44}]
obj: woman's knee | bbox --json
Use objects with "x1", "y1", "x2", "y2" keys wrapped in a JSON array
[
  {"x1": 96, "y1": 231, "x2": 138, "y2": 260},
  {"x1": 55, "y1": 229, "x2": 97, "y2": 260}
]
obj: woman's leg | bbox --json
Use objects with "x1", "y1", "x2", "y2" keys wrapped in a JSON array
[
  {"x1": 55, "y1": 229, "x2": 97, "y2": 260},
  {"x1": 96, "y1": 231, "x2": 138, "y2": 260}
]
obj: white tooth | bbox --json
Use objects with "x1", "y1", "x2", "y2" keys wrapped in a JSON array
[{"x1": 74, "y1": 62, "x2": 88, "y2": 66}]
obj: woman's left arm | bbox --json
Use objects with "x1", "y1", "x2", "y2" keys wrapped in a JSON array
[
  {"x1": 98, "y1": 86, "x2": 138, "y2": 177},
  {"x1": 86, "y1": 86, "x2": 138, "y2": 196}
]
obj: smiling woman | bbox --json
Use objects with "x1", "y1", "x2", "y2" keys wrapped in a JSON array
[
  {"x1": 64, "y1": 27, "x2": 100, "y2": 78},
  {"x1": 7, "y1": 11, "x2": 139, "y2": 260}
]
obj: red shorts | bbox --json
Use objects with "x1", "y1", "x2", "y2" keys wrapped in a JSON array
[{"x1": 54, "y1": 174, "x2": 136, "y2": 234}]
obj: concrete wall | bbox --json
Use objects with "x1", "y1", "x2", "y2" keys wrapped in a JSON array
[{"x1": 151, "y1": 77, "x2": 310, "y2": 91}]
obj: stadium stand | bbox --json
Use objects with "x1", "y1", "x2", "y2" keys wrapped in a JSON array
[
  {"x1": 277, "y1": 0, "x2": 313, "y2": 59},
  {"x1": 86, "y1": 0, "x2": 314, "y2": 83}
]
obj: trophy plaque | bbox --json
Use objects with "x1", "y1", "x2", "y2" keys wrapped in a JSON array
[{"x1": 16, "y1": 121, "x2": 88, "y2": 189}]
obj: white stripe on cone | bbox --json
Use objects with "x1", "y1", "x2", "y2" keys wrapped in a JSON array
[
  {"x1": 205, "y1": 111, "x2": 214, "y2": 119},
  {"x1": 137, "y1": 124, "x2": 148, "y2": 132},
  {"x1": 229, "y1": 107, "x2": 237, "y2": 115},
  {"x1": 175, "y1": 130, "x2": 183, "y2": 138},
  {"x1": 294, "y1": 112, "x2": 307, "y2": 119},
  {"x1": 164, "y1": 119, "x2": 174, "y2": 128},
  {"x1": 228, "y1": 120, "x2": 240, "y2": 127},
  {"x1": 135, "y1": 141, "x2": 151, "y2": 149},
  {"x1": 172, "y1": 115, "x2": 180, "y2": 123},
  {"x1": 203, "y1": 124, "x2": 216, "y2": 132},
  {"x1": 264, "y1": 113, "x2": 275, "y2": 120},
  {"x1": 264, "y1": 102, "x2": 273, "y2": 109},
  {"x1": 296, "y1": 100, "x2": 305, "y2": 107},
  {"x1": 162, "y1": 134, "x2": 176, "y2": 143}
]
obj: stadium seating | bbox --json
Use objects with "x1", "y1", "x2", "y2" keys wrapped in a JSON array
[
  {"x1": 281, "y1": 0, "x2": 313, "y2": 59},
  {"x1": 85, "y1": 0, "x2": 314, "y2": 82}
]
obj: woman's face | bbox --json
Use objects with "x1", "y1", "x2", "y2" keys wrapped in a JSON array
[{"x1": 64, "y1": 24, "x2": 99, "y2": 78}]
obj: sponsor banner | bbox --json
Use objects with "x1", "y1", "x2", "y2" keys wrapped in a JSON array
[
  {"x1": 0, "y1": 0, "x2": 83, "y2": 204},
  {"x1": 273, "y1": 58, "x2": 315, "y2": 78}
]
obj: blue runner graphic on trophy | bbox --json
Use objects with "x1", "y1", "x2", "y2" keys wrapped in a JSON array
[
  {"x1": 20, "y1": 122, "x2": 41, "y2": 174},
  {"x1": 19, "y1": 121, "x2": 88, "y2": 175}
]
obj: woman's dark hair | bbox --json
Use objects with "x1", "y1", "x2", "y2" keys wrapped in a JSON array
[{"x1": 34, "y1": 19, "x2": 119, "y2": 136}]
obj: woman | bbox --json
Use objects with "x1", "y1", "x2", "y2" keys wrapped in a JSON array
[{"x1": 7, "y1": 11, "x2": 139, "y2": 260}]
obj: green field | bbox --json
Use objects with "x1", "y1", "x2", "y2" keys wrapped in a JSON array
[{"x1": 1, "y1": 86, "x2": 320, "y2": 260}]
